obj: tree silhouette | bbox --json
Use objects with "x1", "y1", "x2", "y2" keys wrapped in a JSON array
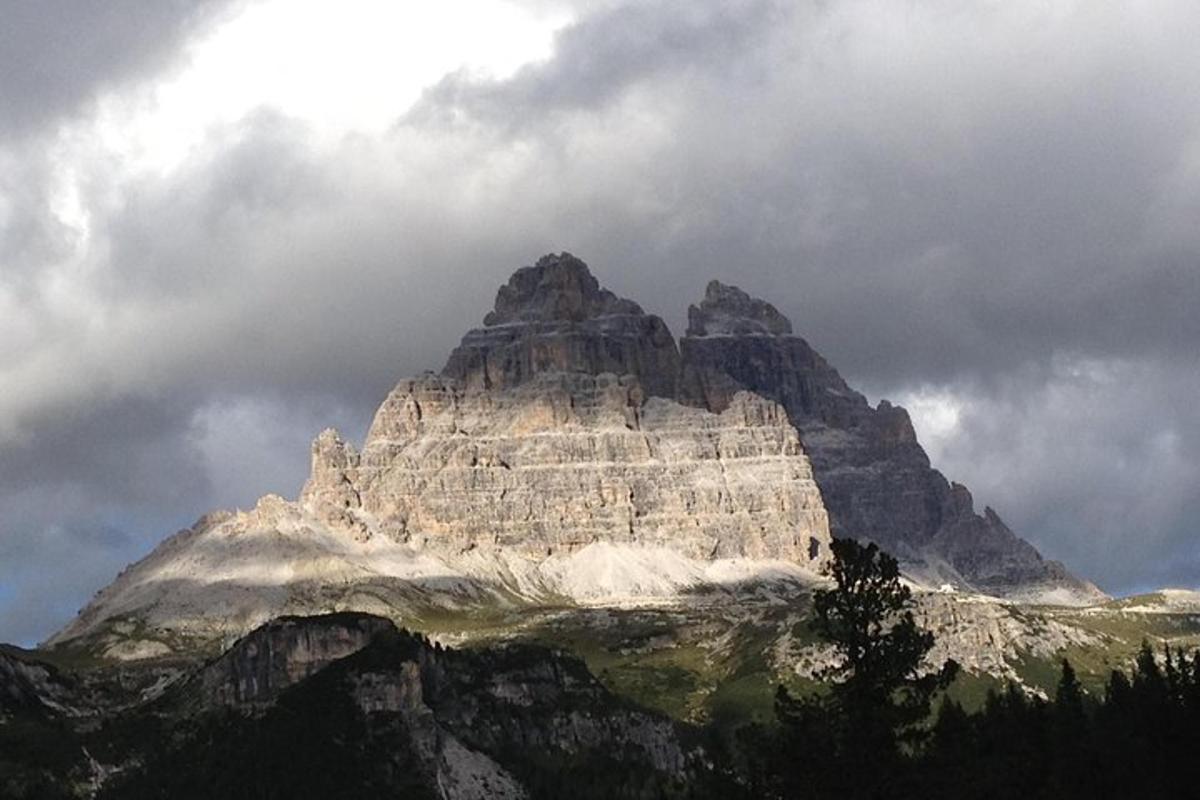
[
  {"x1": 776, "y1": 538, "x2": 958, "y2": 796},
  {"x1": 813, "y1": 539, "x2": 958, "y2": 741},
  {"x1": 1054, "y1": 659, "x2": 1085, "y2": 723}
]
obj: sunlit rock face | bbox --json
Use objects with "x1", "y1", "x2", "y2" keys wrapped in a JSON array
[
  {"x1": 678, "y1": 280, "x2": 1103, "y2": 603},
  {"x1": 329, "y1": 371, "x2": 830, "y2": 563}
]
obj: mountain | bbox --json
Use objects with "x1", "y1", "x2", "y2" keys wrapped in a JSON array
[
  {"x1": 441, "y1": 255, "x2": 1098, "y2": 600},
  {"x1": 8, "y1": 253, "x2": 1200, "y2": 797},
  {"x1": 47, "y1": 252, "x2": 1100, "y2": 662}
]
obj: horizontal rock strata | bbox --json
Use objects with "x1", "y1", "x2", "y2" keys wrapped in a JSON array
[{"x1": 307, "y1": 371, "x2": 830, "y2": 564}]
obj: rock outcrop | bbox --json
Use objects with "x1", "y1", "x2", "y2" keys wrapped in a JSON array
[
  {"x1": 678, "y1": 280, "x2": 1103, "y2": 602},
  {"x1": 0, "y1": 647, "x2": 76, "y2": 718},
  {"x1": 172, "y1": 614, "x2": 693, "y2": 798},
  {"x1": 442, "y1": 253, "x2": 680, "y2": 398},
  {"x1": 39, "y1": 613, "x2": 701, "y2": 799},
  {"x1": 196, "y1": 612, "x2": 394, "y2": 707}
]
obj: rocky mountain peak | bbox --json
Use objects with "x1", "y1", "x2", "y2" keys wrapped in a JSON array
[
  {"x1": 46, "y1": 253, "x2": 1102, "y2": 662},
  {"x1": 443, "y1": 253, "x2": 679, "y2": 397},
  {"x1": 686, "y1": 280, "x2": 793, "y2": 337},
  {"x1": 483, "y1": 252, "x2": 644, "y2": 326}
]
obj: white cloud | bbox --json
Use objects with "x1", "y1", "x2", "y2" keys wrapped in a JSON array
[{"x1": 94, "y1": 0, "x2": 571, "y2": 175}]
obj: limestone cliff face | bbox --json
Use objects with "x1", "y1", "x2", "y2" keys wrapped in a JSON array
[
  {"x1": 679, "y1": 280, "x2": 1103, "y2": 601},
  {"x1": 442, "y1": 253, "x2": 680, "y2": 399},
  {"x1": 304, "y1": 371, "x2": 830, "y2": 564},
  {"x1": 197, "y1": 613, "x2": 393, "y2": 707}
]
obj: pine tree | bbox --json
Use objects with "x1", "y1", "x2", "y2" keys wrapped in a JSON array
[
  {"x1": 1054, "y1": 658, "x2": 1085, "y2": 723},
  {"x1": 1104, "y1": 668, "x2": 1131, "y2": 709},
  {"x1": 776, "y1": 538, "x2": 958, "y2": 796},
  {"x1": 1049, "y1": 659, "x2": 1088, "y2": 795},
  {"x1": 808, "y1": 540, "x2": 958, "y2": 738}
]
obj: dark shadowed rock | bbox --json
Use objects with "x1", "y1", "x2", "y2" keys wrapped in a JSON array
[
  {"x1": 678, "y1": 280, "x2": 1103, "y2": 602},
  {"x1": 443, "y1": 253, "x2": 680, "y2": 398},
  {"x1": 197, "y1": 612, "x2": 394, "y2": 707},
  {"x1": 114, "y1": 613, "x2": 698, "y2": 799},
  {"x1": 687, "y1": 279, "x2": 793, "y2": 337},
  {"x1": 0, "y1": 647, "x2": 76, "y2": 717},
  {"x1": 483, "y1": 252, "x2": 644, "y2": 325}
]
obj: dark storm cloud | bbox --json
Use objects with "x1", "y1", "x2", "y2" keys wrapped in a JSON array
[
  {"x1": 0, "y1": 383, "x2": 372, "y2": 646},
  {"x1": 413, "y1": 0, "x2": 782, "y2": 127},
  {"x1": 413, "y1": 0, "x2": 1200, "y2": 384},
  {"x1": 0, "y1": 394, "x2": 210, "y2": 646},
  {"x1": 887, "y1": 360, "x2": 1200, "y2": 593},
  {"x1": 0, "y1": 0, "x2": 242, "y2": 140},
  {"x1": 3, "y1": 0, "x2": 1200, "y2": 642}
]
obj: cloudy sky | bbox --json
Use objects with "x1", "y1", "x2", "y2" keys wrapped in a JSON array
[{"x1": 2, "y1": 0, "x2": 1198, "y2": 645}]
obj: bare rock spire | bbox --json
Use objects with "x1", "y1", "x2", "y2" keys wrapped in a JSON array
[
  {"x1": 686, "y1": 279, "x2": 793, "y2": 337},
  {"x1": 443, "y1": 252, "x2": 680, "y2": 398},
  {"x1": 483, "y1": 252, "x2": 643, "y2": 325}
]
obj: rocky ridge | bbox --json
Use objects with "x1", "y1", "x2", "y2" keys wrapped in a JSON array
[
  {"x1": 679, "y1": 279, "x2": 1102, "y2": 602},
  {"x1": 0, "y1": 647, "x2": 77, "y2": 719},
  {"x1": 10, "y1": 613, "x2": 703, "y2": 799},
  {"x1": 195, "y1": 612, "x2": 395, "y2": 707},
  {"x1": 191, "y1": 612, "x2": 695, "y2": 781},
  {"x1": 178, "y1": 613, "x2": 699, "y2": 799}
]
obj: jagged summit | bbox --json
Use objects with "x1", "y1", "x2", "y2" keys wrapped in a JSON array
[
  {"x1": 443, "y1": 253, "x2": 679, "y2": 397},
  {"x1": 687, "y1": 279, "x2": 793, "y2": 337},
  {"x1": 483, "y1": 252, "x2": 644, "y2": 325}
]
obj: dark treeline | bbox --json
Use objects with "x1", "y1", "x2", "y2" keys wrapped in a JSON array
[
  {"x1": 720, "y1": 538, "x2": 1200, "y2": 799},
  {"x1": 729, "y1": 642, "x2": 1200, "y2": 799}
]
